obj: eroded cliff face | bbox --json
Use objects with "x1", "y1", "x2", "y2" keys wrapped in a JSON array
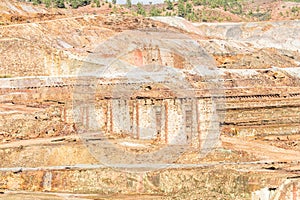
[
  {"x1": 0, "y1": 8, "x2": 300, "y2": 199},
  {"x1": 0, "y1": 14, "x2": 177, "y2": 77},
  {"x1": 2, "y1": 15, "x2": 298, "y2": 143}
]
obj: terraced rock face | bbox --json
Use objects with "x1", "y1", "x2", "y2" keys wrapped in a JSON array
[{"x1": 0, "y1": 11, "x2": 300, "y2": 200}]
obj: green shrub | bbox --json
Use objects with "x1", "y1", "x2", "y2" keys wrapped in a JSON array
[
  {"x1": 165, "y1": 0, "x2": 173, "y2": 10},
  {"x1": 186, "y1": 3, "x2": 192, "y2": 14},
  {"x1": 126, "y1": 0, "x2": 132, "y2": 8},
  {"x1": 137, "y1": 2, "x2": 146, "y2": 16},
  {"x1": 33, "y1": 0, "x2": 92, "y2": 8},
  {"x1": 33, "y1": 0, "x2": 42, "y2": 5},
  {"x1": 177, "y1": 0, "x2": 185, "y2": 17},
  {"x1": 150, "y1": 6, "x2": 161, "y2": 16}
]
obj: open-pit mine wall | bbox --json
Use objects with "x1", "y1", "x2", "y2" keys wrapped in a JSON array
[{"x1": 0, "y1": 76, "x2": 299, "y2": 143}]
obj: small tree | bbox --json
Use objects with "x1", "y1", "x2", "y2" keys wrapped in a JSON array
[
  {"x1": 33, "y1": 0, "x2": 41, "y2": 5},
  {"x1": 165, "y1": 0, "x2": 173, "y2": 10},
  {"x1": 137, "y1": 2, "x2": 146, "y2": 16},
  {"x1": 95, "y1": 0, "x2": 100, "y2": 7},
  {"x1": 55, "y1": 0, "x2": 65, "y2": 8},
  {"x1": 126, "y1": 0, "x2": 132, "y2": 8},
  {"x1": 113, "y1": 5, "x2": 118, "y2": 12},
  {"x1": 192, "y1": 0, "x2": 201, "y2": 6},
  {"x1": 186, "y1": 3, "x2": 192, "y2": 14},
  {"x1": 43, "y1": 0, "x2": 51, "y2": 7},
  {"x1": 177, "y1": 0, "x2": 185, "y2": 17},
  {"x1": 70, "y1": 0, "x2": 79, "y2": 8},
  {"x1": 150, "y1": 6, "x2": 161, "y2": 16},
  {"x1": 187, "y1": 11, "x2": 198, "y2": 21}
]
